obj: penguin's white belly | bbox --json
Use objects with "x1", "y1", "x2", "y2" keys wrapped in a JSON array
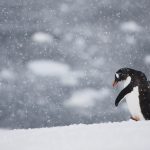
[{"x1": 125, "y1": 86, "x2": 145, "y2": 120}]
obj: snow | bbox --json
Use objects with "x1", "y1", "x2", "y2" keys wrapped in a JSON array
[
  {"x1": 0, "y1": 69, "x2": 15, "y2": 80},
  {"x1": 27, "y1": 60, "x2": 70, "y2": 77},
  {"x1": 120, "y1": 21, "x2": 142, "y2": 32},
  {"x1": 144, "y1": 55, "x2": 150, "y2": 64},
  {"x1": 0, "y1": 121, "x2": 150, "y2": 150},
  {"x1": 65, "y1": 88, "x2": 110, "y2": 108},
  {"x1": 1, "y1": 0, "x2": 150, "y2": 128},
  {"x1": 125, "y1": 35, "x2": 136, "y2": 45},
  {"x1": 27, "y1": 60, "x2": 83, "y2": 86},
  {"x1": 31, "y1": 32, "x2": 53, "y2": 43},
  {"x1": 60, "y1": 3, "x2": 69, "y2": 13},
  {"x1": 74, "y1": 37, "x2": 86, "y2": 49}
]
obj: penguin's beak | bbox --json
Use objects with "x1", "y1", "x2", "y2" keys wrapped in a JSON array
[{"x1": 112, "y1": 80, "x2": 118, "y2": 87}]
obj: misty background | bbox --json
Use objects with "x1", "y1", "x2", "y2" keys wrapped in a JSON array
[{"x1": 0, "y1": 0, "x2": 150, "y2": 129}]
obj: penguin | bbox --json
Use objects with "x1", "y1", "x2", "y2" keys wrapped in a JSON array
[{"x1": 113, "y1": 68, "x2": 150, "y2": 121}]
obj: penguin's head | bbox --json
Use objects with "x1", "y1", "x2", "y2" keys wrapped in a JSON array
[{"x1": 112, "y1": 68, "x2": 130, "y2": 87}]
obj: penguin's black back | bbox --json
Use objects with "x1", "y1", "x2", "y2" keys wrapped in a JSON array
[{"x1": 139, "y1": 81, "x2": 150, "y2": 120}]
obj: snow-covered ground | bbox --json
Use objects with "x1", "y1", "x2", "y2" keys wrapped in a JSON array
[{"x1": 0, "y1": 121, "x2": 150, "y2": 150}]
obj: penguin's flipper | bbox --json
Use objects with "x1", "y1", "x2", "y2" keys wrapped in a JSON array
[{"x1": 115, "y1": 85, "x2": 133, "y2": 106}]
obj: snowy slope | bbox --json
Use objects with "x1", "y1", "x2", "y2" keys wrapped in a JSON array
[{"x1": 0, "y1": 121, "x2": 150, "y2": 150}]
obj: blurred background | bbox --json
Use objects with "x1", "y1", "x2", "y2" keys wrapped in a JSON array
[{"x1": 0, "y1": 0, "x2": 150, "y2": 128}]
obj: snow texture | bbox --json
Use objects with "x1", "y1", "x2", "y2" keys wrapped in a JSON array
[
  {"x1": 1, "y1": 0, "x2": 150, "y2": 128},
  {"x1": 31, "y1": 32, "x2": 53, "y2": 43},
  {"x1": 27, "y1": 60, "x2": 83, "y2": 86},
  {"x1": 65, "y1": 88, "x2": 110, "y2": 108},
  {"x1": 120, "y1": 21, "x2": 142, "y2": 33},
  {"x1": 144, "y1": 55, "x2": 150, "y2": 65},
  {"x1": 0, "y1": 121, "x2": 150, "y2": 150}
]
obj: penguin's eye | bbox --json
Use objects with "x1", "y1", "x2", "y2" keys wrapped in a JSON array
[{"x1": 115, "y1": 73, "x2": 119, "y2": 78}]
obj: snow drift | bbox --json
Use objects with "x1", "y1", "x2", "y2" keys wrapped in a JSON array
[{"x1": 0, "y1": 121, "x2": 150, "y2": 150}]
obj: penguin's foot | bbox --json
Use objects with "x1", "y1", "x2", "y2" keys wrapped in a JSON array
[{"x1": 130, "y1": 116, "x2": 140, "y2": 121}]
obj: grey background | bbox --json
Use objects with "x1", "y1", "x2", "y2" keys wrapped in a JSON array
[{"x1": 0, "y1": 0, "x2": 150, "y2": 128}]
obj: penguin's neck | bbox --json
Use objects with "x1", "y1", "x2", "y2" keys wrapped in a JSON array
[{"x1": 124, "y1": 76, "x2": 132, "y2": 88}]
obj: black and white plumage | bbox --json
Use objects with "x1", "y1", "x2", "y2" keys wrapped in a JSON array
[{"x1": 113, "y1": 68, "x2": 150, "y2": 121}]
